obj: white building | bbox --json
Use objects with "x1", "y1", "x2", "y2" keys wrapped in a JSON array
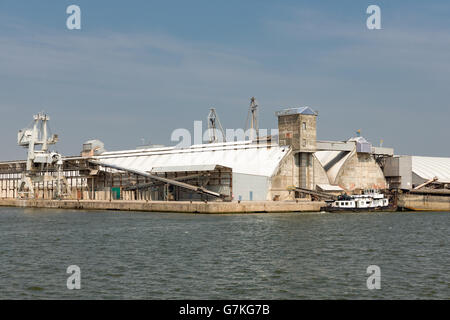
[
  {"x1": 384, "y1": 155, "x2": 450, "y2": 189},
  {"x1": 94, "y1": 140, "x2": 291, "y2": 201}
]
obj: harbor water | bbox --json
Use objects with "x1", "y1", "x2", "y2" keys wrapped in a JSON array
[{"x1": 0, "y1": 207, "x2": 448, "y2": 299}]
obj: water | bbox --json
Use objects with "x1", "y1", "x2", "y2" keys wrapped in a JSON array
[{"x1": 0, "y1": 207, "x2": 448, "y2": 299}]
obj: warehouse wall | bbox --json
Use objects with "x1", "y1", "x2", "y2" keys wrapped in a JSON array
[
  {"x1": 233, "y1": 173, "x2": 269, "y2": 201},
  {"x1": 384, "y1": 156, "x2": 413, "y2": 189}
]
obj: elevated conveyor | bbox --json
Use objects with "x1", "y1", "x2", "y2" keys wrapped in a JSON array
[
  {"x1": 289, "y1": 186, "x2": 338, "y2": 201},
  {"x1": 89, "y1": 160, "x2": 223, "y2": 199}
]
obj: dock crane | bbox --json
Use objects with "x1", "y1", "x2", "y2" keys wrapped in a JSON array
[
  {"x1": 207, "y1": 108, "x2": 226, "y2": 143},
  {"x1": 245, "y1": 97, "x2": 259, "y2": 140},
  {"x1": 17, "y1": 112, "x2": 68, "y2": 199},
  {"x1": 18, "y1": 113, "x2": 58, "y2": 171}
]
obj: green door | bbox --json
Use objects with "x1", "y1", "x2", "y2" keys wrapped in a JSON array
[{"x1": 111, "y1": 187, "x2": 121, "y2": 200}]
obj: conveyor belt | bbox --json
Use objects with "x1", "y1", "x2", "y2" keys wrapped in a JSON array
[
  {"x1": 291, "y1": 186, "x2": 338, "y2": 200},
  {"x1": 89, "y1": 160, "x2": 223, "y2": 198}
]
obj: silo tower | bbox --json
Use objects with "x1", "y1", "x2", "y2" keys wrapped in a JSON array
[{"x1": 276, "y1": 107, "x2": 318, "y2": 189}]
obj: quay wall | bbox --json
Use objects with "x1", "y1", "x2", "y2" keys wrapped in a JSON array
[
  {"x1": 398, "y1": 193, "x2": 450, "y2": 211},
  {"x1": 0, "y1": 199, "x2": 325, "y2": 214}
]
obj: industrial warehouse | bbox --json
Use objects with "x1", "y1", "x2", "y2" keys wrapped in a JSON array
[{"x1": 0, "y1": 98, "x2": 449, "y2": 213}]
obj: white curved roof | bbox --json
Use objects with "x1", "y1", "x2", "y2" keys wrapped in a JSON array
[
  {"x1": 314, "y1": 150, "x2": 352, "y2": 184},
  {"x1": 412, "y1": 156, "x2": 450, "y2": 183},
  {"x1": 94, "y1": 141, "x2": 289, "y2": 177}
]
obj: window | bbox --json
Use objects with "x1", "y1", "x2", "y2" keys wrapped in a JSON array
[
  {"x1": 302, "y1": 122, "x2": 306, "y2": 130},
  {"x1": 302, "y1": 139, "x2": 307, "y2": 147}
]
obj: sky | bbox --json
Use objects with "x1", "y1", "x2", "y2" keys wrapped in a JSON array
[{"x1": 0, "y1": 0, "x2": 449, "y2": 160}]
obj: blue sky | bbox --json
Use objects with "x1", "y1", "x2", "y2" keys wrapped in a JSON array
[{"x1": 0, "y1": 0, "x2": 449, "y2": 160}]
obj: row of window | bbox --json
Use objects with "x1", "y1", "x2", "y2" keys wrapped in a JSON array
[{"x1": 338, "y1": 201, "x2": 372, "y2": 205}]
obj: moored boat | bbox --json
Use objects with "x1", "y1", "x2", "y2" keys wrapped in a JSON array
[{"x1": 321, "y1": 189, "x2": 395, "y2": 212}]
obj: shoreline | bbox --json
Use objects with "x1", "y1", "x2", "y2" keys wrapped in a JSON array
[
  {"x1": 0, "y1": 199, "x2": 325, "y2": 214},
  {"x1": 2, "y1": 194, "x2": 449, "y2": 213}
]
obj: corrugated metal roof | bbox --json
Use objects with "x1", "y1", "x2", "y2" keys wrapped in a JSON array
[
  {"x1": 94, "y1": 141, "x2": 289, "y2": 177},
  {"x1": 412, "y1": 156, "x2": 450, "y2": 183},
  {"x1": 275, "y1": 106, "x2": 317, "y2": 116}
]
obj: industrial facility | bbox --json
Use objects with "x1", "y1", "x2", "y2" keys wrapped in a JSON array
[{"x1": 0, "y1": 98, "x2": 449, "y2": 212}]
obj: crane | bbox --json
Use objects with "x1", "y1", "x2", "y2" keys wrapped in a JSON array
[
  {"x1": 207, "y1": 108, "x2": 226, "y2": 143},
  {"x1": 18, "y1": 112, "x2": 59, "y2": 171},
  {"x1": 17, "y1": 112, "x2": 67, "y2": 199},
  {"x1": 245, "y1": 97, "x2": 259, "y2": 140}
]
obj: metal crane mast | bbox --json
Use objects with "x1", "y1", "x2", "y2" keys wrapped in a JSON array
[
  {"x1": 17, "y1": 113, "x2": 67, "y2": 199},
  {"x1": 245, "y1": 97, "x2": 259, "y2": 140},
  {"x1": 207, "y1": 108, "x2": 226, "y2": 143},
  {"x1": 18, "y1": 112, "x2": 59, "y2": 171}
]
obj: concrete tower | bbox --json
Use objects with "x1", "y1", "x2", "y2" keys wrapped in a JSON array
[{"x1": 276, "y1": 107, "x2": 318, "y2": 189}]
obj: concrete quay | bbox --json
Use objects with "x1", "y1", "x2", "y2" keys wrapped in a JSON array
[
  {"x1": 0, "y1": 199, "x2": 325, "y2": 214},
  {"x1": 398, "y1": 193, "x2": 450, "y2": 211}
]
